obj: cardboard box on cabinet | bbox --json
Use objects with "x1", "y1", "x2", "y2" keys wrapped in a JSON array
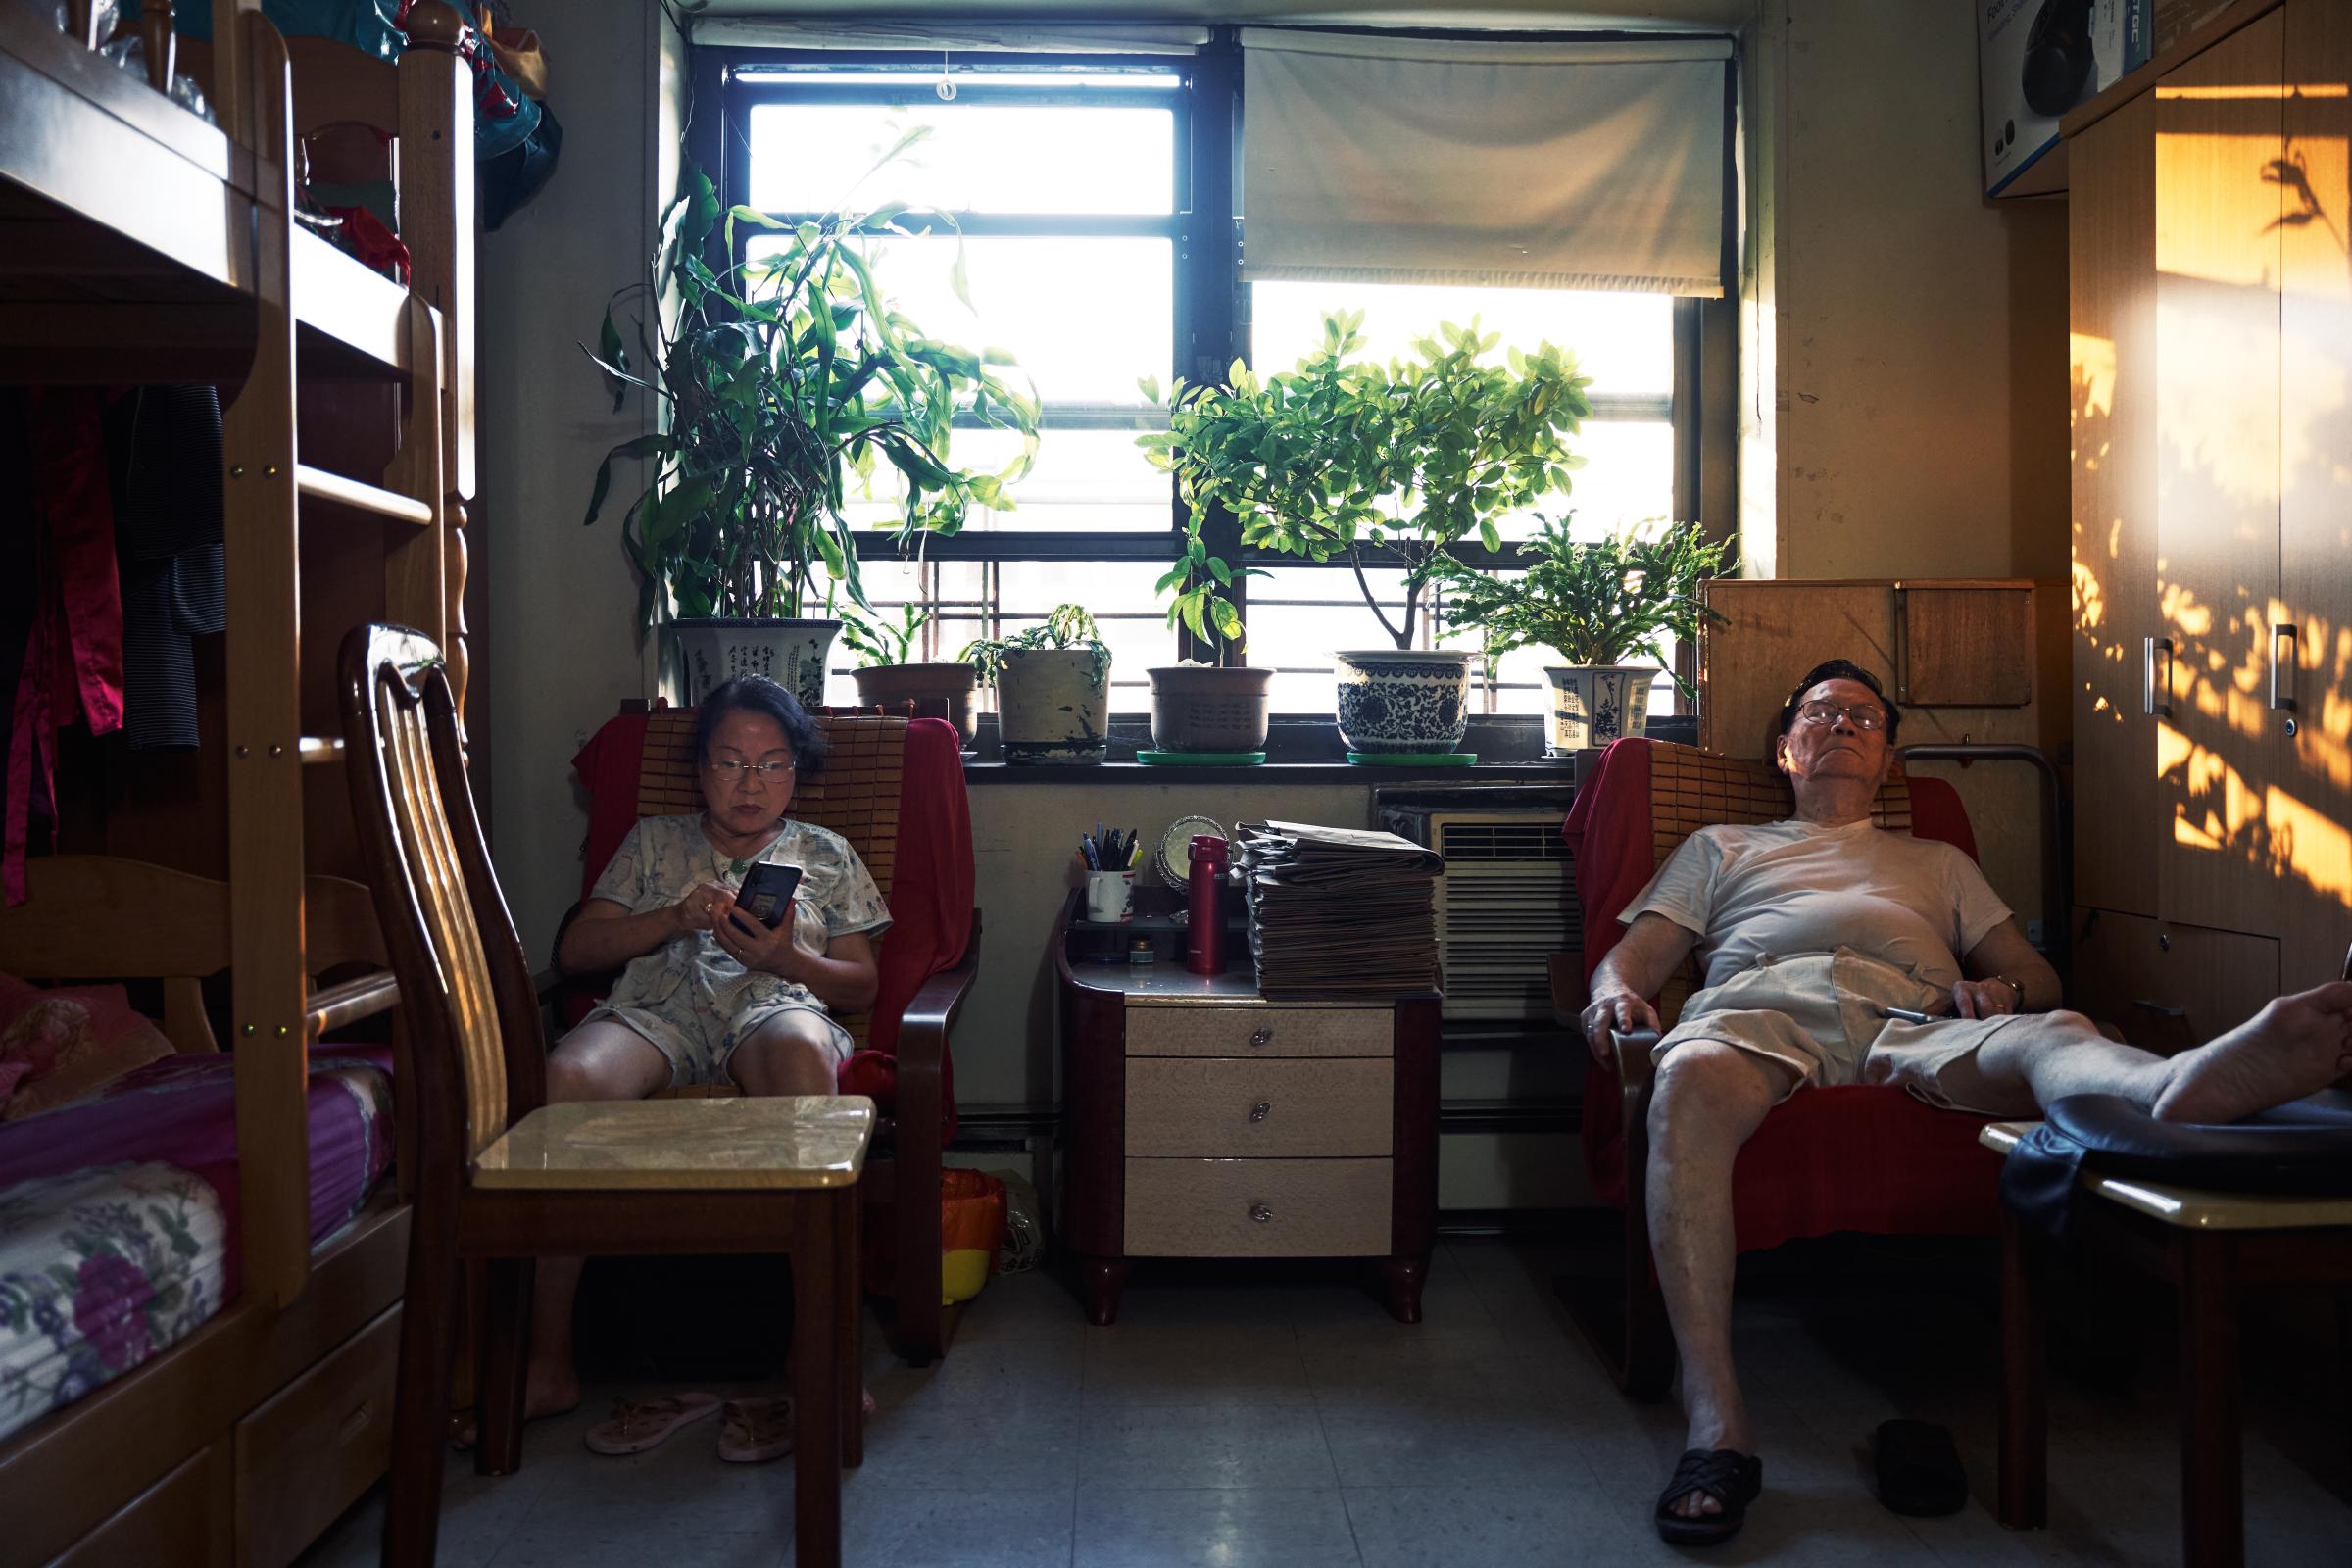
[{"x1": 1980, "y1": 0, "x2": 2149, "y2": 196}]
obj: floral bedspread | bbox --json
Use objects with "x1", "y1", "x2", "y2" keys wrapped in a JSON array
[{"x1": 0, "y1": 1162, "x2": 227, "y2": 1446}]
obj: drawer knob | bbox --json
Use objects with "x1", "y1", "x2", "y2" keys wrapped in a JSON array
[
  {"x1": 1250, "y1": 1101, "x2": 1271, "y2": 1122},
  {"x1": 1250, "y1": 1026, "x2": 1274, "y2": 1048},
  {"x1": 1249, "y1": 1202, "x2": 1273, "y2": 1223}
]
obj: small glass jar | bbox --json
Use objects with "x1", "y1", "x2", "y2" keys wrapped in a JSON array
[{"x1": 1128, "y1": 937, "x2": 1156, "y2": 967}]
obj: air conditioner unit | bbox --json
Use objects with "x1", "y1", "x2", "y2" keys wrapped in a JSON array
[{"x1": 1379, "y1": 801, "x2": 1580, "y2": 1024}]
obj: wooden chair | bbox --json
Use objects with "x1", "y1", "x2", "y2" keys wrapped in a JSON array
[
  {"x1": 338, "y1": 625, "x2": 870, "y2": 1568},
  {"x1": 1556, "y1": 738, "x2": 2003, "y2": 1397},
  {"x1": 560, "y1": 706, "x2": 979, "y2": 1364}
]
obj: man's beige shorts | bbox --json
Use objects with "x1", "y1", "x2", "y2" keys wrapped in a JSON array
[{"x1": 1649, "y1": 949, "x2": 2042, "y2": 1117}]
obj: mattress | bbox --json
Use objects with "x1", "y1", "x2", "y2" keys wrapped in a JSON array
[{"x1": 0, "y1": 1051, "x2": 395, "y2": 1446}]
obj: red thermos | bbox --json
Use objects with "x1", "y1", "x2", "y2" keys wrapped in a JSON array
[{"x1": 1187, "y1": 834, "x2": 1230, "y2": 975}]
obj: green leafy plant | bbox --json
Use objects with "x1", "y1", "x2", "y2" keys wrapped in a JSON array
[
  {"x1": 1153, "y1": 529, "x2": 1268, "y2": 664},
  {"x1": 958, "y1": 604, "x2": 1112, "y2": 689},
  {"x1": 837, "y1": 602, "x2": 933, "y2": 668},
  {"x1": 582, "y1": 135, "x2": 1040, "y2": 632},
  {"x1": 1431, "y1": 515, "x2": 1733, "y2": 697},
  {"x1": 1140, "y1": 312, "x2": 1592, "y2": 651}
]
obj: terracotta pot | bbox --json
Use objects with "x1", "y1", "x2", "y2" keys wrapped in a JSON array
[
  {"x1": 1147, "y1": 665, "x2": 1273, "y2": 753},
  {"x1": 1333, "y1": 649, "x2": 1474, "y2": 754},
  {"x1": 853, "y1": 662, "x2": 978, "y2": 742},
  {"x1": 665, "y1": 617, "x2": 840, "y2": 710},
  {"x1": 1544, "y1": 664, "x2": 1656, "y2": 755},
  {"x1": 997, "y1": 648, "x2": 1109, "y2": 764}
]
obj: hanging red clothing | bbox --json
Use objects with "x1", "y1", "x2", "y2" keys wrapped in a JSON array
[{"x1": 5, "y1": 391, "x2": 126, "y2": 904}]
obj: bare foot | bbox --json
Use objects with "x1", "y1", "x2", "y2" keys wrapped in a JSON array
[
  {"x1": 453, "y1": 1364, "x2": 582, "y2": 1449},
  {"x1": 1668, "y1": 1416, "x2": 1752, "y2": 1518},
  {"x1": 2153, "y1": 981, "x2": 2352, "y2": 1124}
]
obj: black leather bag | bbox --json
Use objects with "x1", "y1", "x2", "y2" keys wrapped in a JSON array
[{"x1": 2001, "y1": 1092, "x2": 2352, "y2": 1242}]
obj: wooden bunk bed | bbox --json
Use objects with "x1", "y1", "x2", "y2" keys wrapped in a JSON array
[{"x1": 0, "y1": 3, "x2": 477, "y2": 1561}]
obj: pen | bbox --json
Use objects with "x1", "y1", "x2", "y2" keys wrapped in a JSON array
[
  {"x1": 1877, "y1": 1004, "x2": 1936, "y2": 1025},
  {"x1": 1080, "y1": 835, "x2": 1100, "y2": 870}
]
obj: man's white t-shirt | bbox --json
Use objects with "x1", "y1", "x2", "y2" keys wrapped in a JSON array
[{"x1": 1622, "y1": 818, "x2": 2013, "y2": 991}]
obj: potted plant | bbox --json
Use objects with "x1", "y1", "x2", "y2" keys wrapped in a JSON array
[
  {"x1": 960, "y1": 605, "x2": 1113, "y2": 765},
  {"x1": 1433, "y1": 515, "x2": 1732, "y2": 756},
  {"x1": 1147, "y1": 530, "x2": 1273, "y2": 757},
  {"x1": 1142, "y1": 312, "x2": 1591, "y2": 756},
  {"x1": 582, "y1": 146, "x2": 1038, "y2": 708},
  {"x1": 841, "y1": 602, "x2": 978, "y2": 742}
]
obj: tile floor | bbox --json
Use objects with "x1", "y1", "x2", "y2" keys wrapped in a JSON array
[{"x1": 296, "y1": 1234, "x2": 2351, "y2": 1566}]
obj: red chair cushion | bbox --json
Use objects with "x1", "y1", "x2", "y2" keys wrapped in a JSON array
[
  {"x1": 567, "y1": 712, "x2": 972, "y2": 1137},
  {"x1": 1562, "y1": 738, "x2": 2000, "y2": 1249}
]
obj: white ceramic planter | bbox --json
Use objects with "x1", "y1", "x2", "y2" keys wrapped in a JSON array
[
  {"x1": 1333, "y1": 649, "x2": 1474, "y2": 754},
  {"x1": 667, "y1": 617, "x2": 840, "y2": 710},
  {"x1": 998, "y1": 648, "x2": 1109, "y2": 764},
  {"x1": 1545, "y1": 664, "x2": 1655, "y2": 755}
]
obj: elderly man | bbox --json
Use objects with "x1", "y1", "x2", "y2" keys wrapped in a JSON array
[{"x1": 1582, "y1": 659, "x2": 2352, "y2": 1545}]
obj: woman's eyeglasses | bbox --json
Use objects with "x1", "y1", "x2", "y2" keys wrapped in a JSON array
[
  {"x1": 1795, "y1": 700, "x2": 1886, "y2": 732},
  {"x1": 706, "y1": 758, "x2": 797, "y2": 785}
]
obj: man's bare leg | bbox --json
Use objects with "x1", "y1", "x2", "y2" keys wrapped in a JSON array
[
  {"x1": 1963, "y1": 983, "x2": 2352, "y2": 1124},
  {"x1": 1645, "y1": 1039, "x2": 1803, "y2": 1519}
]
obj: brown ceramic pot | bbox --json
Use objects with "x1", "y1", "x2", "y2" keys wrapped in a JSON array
[
  {"x1": 852, "y1": 662, "x2": 978, "y2": 742},
  {"x1": 1147, "y1": 665, "x2": 1274, "y2": 753}
]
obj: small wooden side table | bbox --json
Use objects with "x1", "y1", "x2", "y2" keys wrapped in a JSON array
[
  {"x1": 1982, "y1": 1120, "x2": 2352, "y2": 1568},
  {"x1": 1056, "y1": 892, "x2": 1442, "y2": 1325}
]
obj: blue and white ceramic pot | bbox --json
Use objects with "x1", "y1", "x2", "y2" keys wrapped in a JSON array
[
  {"x1": 1544, "y1": 664, "x2": 1654, "y2": 756},
  {"x1": 668, "y1": 617, "x2": 840, "y2": 710},
  {"x1": 1333, "y1": 649, "x2": 1474, "y2": 754}
]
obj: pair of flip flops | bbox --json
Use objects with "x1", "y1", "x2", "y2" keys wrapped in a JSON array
[
  {"x1": 1652, "y1": 1422, "x2": 1963, "y2": 1546},
  {"x1": 581, "y1": 1394, "x2": 794, "y2": 1463}
]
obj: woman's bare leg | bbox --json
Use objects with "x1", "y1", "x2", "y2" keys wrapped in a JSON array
[{"x1": 727, "y1": 1013, "x2": 840, "y2": 1097}]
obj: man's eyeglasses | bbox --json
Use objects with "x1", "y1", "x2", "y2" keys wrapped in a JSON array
[
  {"x1": 1795, "y1": 700, "x2": 1886, "y2": 732},
  {"x1": 706, "y1": 758, "x2": 797, "y2": 785}
]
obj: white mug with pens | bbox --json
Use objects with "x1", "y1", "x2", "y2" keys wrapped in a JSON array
[{"x1": 1081, "y1": 824, "x2": 1139, "y2": 922}]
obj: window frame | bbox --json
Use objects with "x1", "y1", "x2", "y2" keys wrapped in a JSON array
[{"x1": 696, "y1": 38, "x2": 1732, "y2": 709}]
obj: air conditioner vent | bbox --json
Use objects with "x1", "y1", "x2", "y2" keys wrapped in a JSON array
[{"x1": 1390, "y1": 808, "x2": 1582, "y2": 1022}]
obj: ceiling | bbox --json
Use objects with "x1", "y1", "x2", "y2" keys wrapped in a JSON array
[{"x1": 688, "y1": 1, "x2": 1753, "y2": 31}]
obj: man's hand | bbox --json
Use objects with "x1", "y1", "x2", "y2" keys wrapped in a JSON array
[
  {"x1": 1949, "y1": 976, "x2": 2021, "y2": 1021},
  {"x1": 1580, "y1": 990, "x2": 1662, "y2": 1067}
]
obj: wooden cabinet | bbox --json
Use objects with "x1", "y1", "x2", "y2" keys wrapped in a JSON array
[
  {"x1": 1057, "y1": 895, "x2": 1439, "y2": 1326},
  {"x1": 2066, "y1": 0, "x2": 2352, "y2": 1029}
]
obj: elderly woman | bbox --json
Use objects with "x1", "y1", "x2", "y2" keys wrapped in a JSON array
[
  {"x1": 496, "y1": 675, "x2": 889, "y2": 1458},
  {"x1": 1583, "y1": 659, "x2": 2352, "y2": 1544}
]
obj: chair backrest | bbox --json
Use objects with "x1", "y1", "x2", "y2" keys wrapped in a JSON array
[
  {"x1": 339, "y1": 624, "x2": 543, "y2": 1165},
  {"x1": 633, "y1": 710, "x2": 910, "y2": 1051}
]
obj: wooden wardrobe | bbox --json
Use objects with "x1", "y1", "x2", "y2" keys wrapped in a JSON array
[{"x1": 2067, "y1": 0, "x2": 2352, "y2": 1044}]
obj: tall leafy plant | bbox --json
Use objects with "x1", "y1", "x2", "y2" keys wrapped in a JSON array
[
  {"x1": 1431, "y1": 516, "x2": 1732, "y2": 697},
  {"x1": 1141, "y1": 312, "x2": 1592, "y2": 651},
  {"x1": 583, "y1": 136, "x2": 1039, "y2": 630}
]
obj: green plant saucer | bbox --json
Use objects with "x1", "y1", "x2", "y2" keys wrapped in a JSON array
[
  {"x1": 1136, "y1": 749, "x2": 1267, "y2": 766},
  {"x1": 1346, "y1": 751, "x2": 1477, "y2": 767}
]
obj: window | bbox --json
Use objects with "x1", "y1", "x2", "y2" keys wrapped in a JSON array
[{"x1": 712, "y1": 46, "x2": 1713, "y2": 717}]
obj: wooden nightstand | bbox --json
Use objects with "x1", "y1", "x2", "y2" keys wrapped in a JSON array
[{"x1": 1055, "y1": 891, "x2": 1442, "y2": 1326}]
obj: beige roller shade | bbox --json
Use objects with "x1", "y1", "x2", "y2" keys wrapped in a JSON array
[{"x1": 1240, "y1": 29, "x2": 1733, "y2": 296}]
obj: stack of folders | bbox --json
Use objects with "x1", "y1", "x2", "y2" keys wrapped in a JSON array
[{"x1": 1235, "y1": 820, "x2": 1445, "y2": 998}]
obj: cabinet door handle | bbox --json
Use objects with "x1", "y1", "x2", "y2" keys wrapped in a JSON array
[
  {"x1": 1249, "y1": 1026, "x2": 1273, "y2": 1048},
  {"x1": 1250, "y1": 1101, "x2": 1271, "y2": 1122},
  {"x1": 2271, "y1": 623, "x2": 2298, "y2": 712},
  {"x1": 1249, "y1": 1202, "x2": 1273, "y2": 1223},
  {"x1": 2143, "y1": 636, "x2": 2174, "y2": 719}
]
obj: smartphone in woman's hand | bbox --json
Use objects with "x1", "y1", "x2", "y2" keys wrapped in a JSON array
[{"x1": 733, "y1": 863, "x2": 804, "y2": 930}]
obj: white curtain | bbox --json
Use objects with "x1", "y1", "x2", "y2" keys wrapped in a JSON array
[
  {"x1": 1240, "y1": 29, "x2": 1733, "y2": 296},
  {"x1": 690, "y1": 20, "x2": 1208, "y2": 55}
]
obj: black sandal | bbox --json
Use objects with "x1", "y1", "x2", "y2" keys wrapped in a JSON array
[{"x1": 1654, "y1": 1446, "x2": 1764, "y2": 1546}]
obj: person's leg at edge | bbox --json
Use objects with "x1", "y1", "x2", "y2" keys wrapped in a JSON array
[
  {"x1": 1645, "y1": 1038, "x2": 1804, "y2": 1520},
  {"x1": 727, "y1": 1010, "x2": 842, "y2": 1098},
  {"x1": 462, "y1": 1020, "x2": 674, "y2": 1446},
  {"x1": 1960, "y1": 983, "x2": 2352, "y2": 1124}
]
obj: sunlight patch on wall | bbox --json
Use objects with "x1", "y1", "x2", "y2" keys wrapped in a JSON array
[{"x1": 2267, "y1": 784, "x2": 2352, "y2": 906}]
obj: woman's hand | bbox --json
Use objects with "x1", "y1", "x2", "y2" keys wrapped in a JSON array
[
  {"x1": 670, "y1": 881, "x2": 736, "y2": 938},
  {"x1": 1580, "y1": 989, "x2": 1662, "y2": 1068},
  {"x1": 710, "y1": 896, "x2": 810, "y2": 980}
]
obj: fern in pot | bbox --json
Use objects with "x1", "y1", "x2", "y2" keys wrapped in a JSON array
[
  {"x1": 841, "y1": 603, "x2": 978, "y2": 742},
  {"x1": 1432, "y1": 516, "x2": 1732, "y2": 757},
  {"x1": 960, "y1": 606, "x2": 1113, "y2": 765},
  {"x1": 1143, "y1": 312, "x2": 1590, "y2": 757},
  {"x1": 583, "y1": 142, "x2": 1038, "y2": 708}
]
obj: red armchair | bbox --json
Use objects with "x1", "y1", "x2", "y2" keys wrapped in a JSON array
[
  {"x1": 1557, "y1": 738, "x2": 2003, "y2": 1398},
  {"x1": 564, "y1": 709, "x2": 977, "y2": 1364}
]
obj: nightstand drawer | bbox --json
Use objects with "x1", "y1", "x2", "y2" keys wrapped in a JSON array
[
  {"x1": 1125, "y1": 1157, "x2": 1391, "y2": 1256},
  {"x1": 1125, "y1": 1057, "x2": 1392, "y2": 1157},
  {"x1": 1125, "y1": 1004, "x2": 1391, "y2": 1058}
]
